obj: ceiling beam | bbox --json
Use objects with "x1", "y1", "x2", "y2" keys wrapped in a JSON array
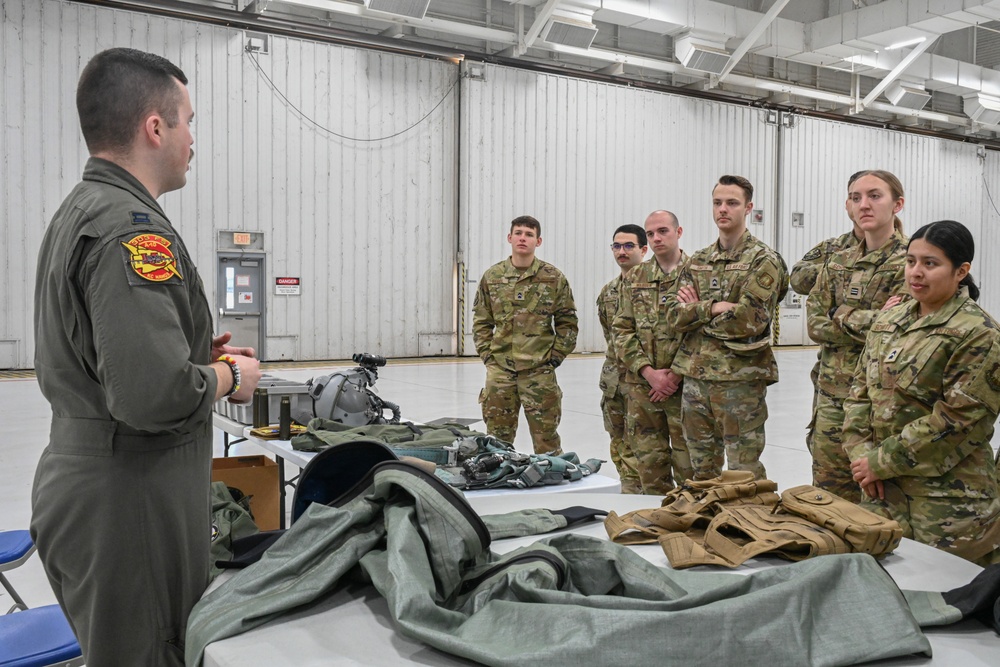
[
  {"x1": 519, "y1": 0, "x2": 561, "y2": 56},
  {"x1": 718, "y1": 0, "x2": 791, "y2": 82},
  {"x1": 265, "y1": 0, "x2": 519, "y2": 45},
  {"x1": 861, "y1": 36, "x2": 936, "y2": 108}
]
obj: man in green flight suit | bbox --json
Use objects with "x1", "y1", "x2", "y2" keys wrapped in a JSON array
[
  {"x1": 597, "y1": 223, "x2": 648, "y2": 493},
  {"x1": 31, "y1": 48, "x2": 262, "y2": 666},
  {"x1": 666, "y1": 175, "x2": 786, "y2": 480},
  {"x1": 473, "y1": 215, "x2": 578, "y2": 455}
]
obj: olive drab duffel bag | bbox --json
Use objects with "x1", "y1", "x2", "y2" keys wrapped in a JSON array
[{"x1": 604, "y1": 470, "x2": 780, "y2": 545}]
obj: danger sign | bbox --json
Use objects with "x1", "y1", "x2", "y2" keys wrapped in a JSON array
[{"x1": 275, "y1": 277, "x2": 301, "y2": 295}]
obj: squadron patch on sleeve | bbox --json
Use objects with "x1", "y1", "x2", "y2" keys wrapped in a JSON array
[
  {"x1": 987, "y1": 362, "x2": 1000, "y2": 392},
  {"x1": 802, "y1": 247, "x2": 822, "y2": 261},
  {"x1": 756, "y1": 273, "x2": 775, "y2": 290},
  {"x1": 120, "y1": 233, "x2": 184, "y2": 285}
]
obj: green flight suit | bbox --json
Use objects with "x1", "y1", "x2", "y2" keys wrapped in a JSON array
[
  {"x1": 666, "y1": 230, "x2": 785, "y2": 481},
  {"x1": 806, "y1": 230, "x2": 908, "y2": 501},
  {"x1": 31, "y1": 157, "x2": 218, "y2": 666},
  {"x1": 473, "y1": 257, "x2": 578, "y2": 454},
  {"x1": 843, "y1": 287, "x2": 1000, "y2": 565},
  {"x1": 612, "y1": 255, "x2": 692, "y2": 494},
  {"x1": 597, "y1": 274, "x2": 641, "y2": 493}
]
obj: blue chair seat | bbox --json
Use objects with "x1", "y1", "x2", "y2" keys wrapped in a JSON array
[
  {"x1": 0, "y1": 532, "x2": 33, "y2": 565},
  {"x1": 0, "y1": 605, "x2": 82, "y2": 667}
]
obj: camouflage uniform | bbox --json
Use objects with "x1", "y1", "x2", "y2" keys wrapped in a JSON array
[
  {"x1": 788, "y1": 230, "x2": 861, "y2": 460},
  {"x1": 611, "y1": 255, "x2": 692, "y2": 495},
  {"x1": 597, "y1": 275, "x2": 642, "y2": 493},
  {"x1": 790, "y1": 231, "x2": 861, "y2": 461},
  {"x1": 806, "y1": 230, "x2": 908, "y2": 502},
  {"x1": 789, "y1": 231, "x2": 860, "y2": 297},
  {"x1": 843, "y1": 287, "x2": 1000, "y2": 565},
  {"x1": 665, "y1": 230, "x2": 785, "y2": 481},
  {"x1": 473, "y1": 257, "x2": 578, "y2": 454}
]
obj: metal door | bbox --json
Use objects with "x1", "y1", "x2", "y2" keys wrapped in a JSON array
[{"x1": 217, "y1": 254, "x2": 266, "y2": 359}]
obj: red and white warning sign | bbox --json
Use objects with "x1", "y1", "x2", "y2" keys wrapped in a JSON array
[{"x1": 275, "y1": 276, "x2": 301, "y2": 296}]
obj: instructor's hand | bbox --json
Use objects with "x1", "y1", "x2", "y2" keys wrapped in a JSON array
[
  {"x1": 213, "y1": 331, "x2": 256, "y2": 360},
  {"x1": 228, "y1": 354, "x2": 262, "y2": 404}
]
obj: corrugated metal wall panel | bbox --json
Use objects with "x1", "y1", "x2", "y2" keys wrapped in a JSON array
[
  {"x1": 980, "y1": 151, "x2": 1000, "y2": 319},
  {"x1": 460, "y1": 62, "x2": 776, "y2": 355},
  {"x1": 0, "y1": 0, "x2": 457, "y2": 367},
  {"x1": 779, "y1": 116, "x2": 983, "y2": 344}
]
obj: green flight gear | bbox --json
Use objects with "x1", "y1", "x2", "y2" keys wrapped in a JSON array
[
  {"x1": 291, "y1": 418, "x2": 602, "y2": 493},
  {"x1": 185, "y1": 444, "x2": 938, "y2": 667},
  {"x1": 209, "y1": 482, "x2": 260, "y2": 580}
]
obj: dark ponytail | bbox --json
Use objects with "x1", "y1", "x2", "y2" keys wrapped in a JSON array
[{"x1": 908, "y1": 220, "x2": 980, "y2": 301}]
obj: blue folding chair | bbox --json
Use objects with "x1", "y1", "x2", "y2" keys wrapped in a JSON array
[
  {"x1": 0, "y1": 605, "x2": 83, "y2": 667},
  {"x1": 0, "y1": 531, "x2": 83, "y2": 666},
  {"x1": 0, "y1": 531, "x2": 34, "y2": 614}
]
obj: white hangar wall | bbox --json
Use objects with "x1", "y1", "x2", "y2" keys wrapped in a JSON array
[
  {"x1": 778, "y1": 117, "x2": 984, "y2": 344},
  {"x1": 981, "y1": 152, "x2": 1000, "y2": 320},
  {"x1": 459, "y1": 62, "x2": 777, "y2": 356},
  {"x1": 0, "y1": 0, "x2": 457, "y2": 367},
  {"x1": 3, "y1": 0, "x2": 1000, "y2": 369}
]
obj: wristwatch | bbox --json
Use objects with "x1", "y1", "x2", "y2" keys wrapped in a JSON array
[{"x1": 218, "y1": 354, "x2": 241, "y2": 397}]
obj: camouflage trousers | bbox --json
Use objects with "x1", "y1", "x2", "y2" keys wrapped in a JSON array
[
  {"x1": 480, "y1": 363, "x2": 562, "y2": 455},
  {"x1": 623, "y1": 381, "x2": 691, "y2": 495},
  {"x1": 862, "y1": 483, "x2": 1000, "y2": 566},
  {"x1": 811, "y1": 391, "x2": 861, "y2": 503},
  {"x1": 804, "y1": 355, "x2": 820, "y2": 453},
  {"x1": 600, "y1": 378, "x2": 642, "y2": 494},
  {"x1": 680, "y1": 377, "x2": 767, "y2": 481}
]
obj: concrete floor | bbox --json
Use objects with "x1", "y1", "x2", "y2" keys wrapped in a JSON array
[{"x1": 0, "y1": 346, "x2": 950, "y2": 611}]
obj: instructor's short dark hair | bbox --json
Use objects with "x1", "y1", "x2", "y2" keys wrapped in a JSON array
[{"x1": 77, "y1": 48, "x2": 188, "y2": 154}]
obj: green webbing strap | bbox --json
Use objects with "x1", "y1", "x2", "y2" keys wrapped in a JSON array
[{"x1": 390, "y1": 446, "x2": 453, "y2": 465}]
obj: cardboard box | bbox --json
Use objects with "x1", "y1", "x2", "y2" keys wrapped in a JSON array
[{"x1": 211, "y1": 455, "x2": 281, "y2": 531}]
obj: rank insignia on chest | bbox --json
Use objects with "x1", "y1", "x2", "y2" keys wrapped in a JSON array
[
  {"x1": 884, "y1": 348, "x2": 900, "y2": 363},
  {"x1": 849, "y1": 285, "x2": 861, "y2": 299},
  {"x1": 516, "y1": 291, "x2": 524, "y2": 300},
  {"x1": 660, "y1": 295, "x2": 667, "y2": 304},
  {"x1": 710, "y1": 277, "x2": 720, "y2": 290}
]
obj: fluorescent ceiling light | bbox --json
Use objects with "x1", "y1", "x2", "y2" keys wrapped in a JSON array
[{"x1": 885, "y1": 37, "x2": 926, "y2": 51}]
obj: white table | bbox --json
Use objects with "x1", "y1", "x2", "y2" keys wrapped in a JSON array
[
  {"x1": 212, "y1": 413, "x2": 250, "y2": 456},
  {"x1": 239, "y1": 428, "x2": 621, "y2": 527},
  {"x1": 202, "y1": 493, "x2": 998, "y2": 667}
]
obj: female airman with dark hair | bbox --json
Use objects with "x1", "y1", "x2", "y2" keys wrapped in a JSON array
[{"x1": 845, "y1": 220, "x2": 1000, "y2": 565}]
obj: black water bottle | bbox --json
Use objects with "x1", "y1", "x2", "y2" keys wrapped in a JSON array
[
  {"x1": 278, "y1": 395, "x2": 291, "y2": 440},
  {"x1": 253, "y1": 388, "x2": 269, "y2": 428},
  {"x1": 259, "y1": 389, "x2": 270, "y2": 426}
]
